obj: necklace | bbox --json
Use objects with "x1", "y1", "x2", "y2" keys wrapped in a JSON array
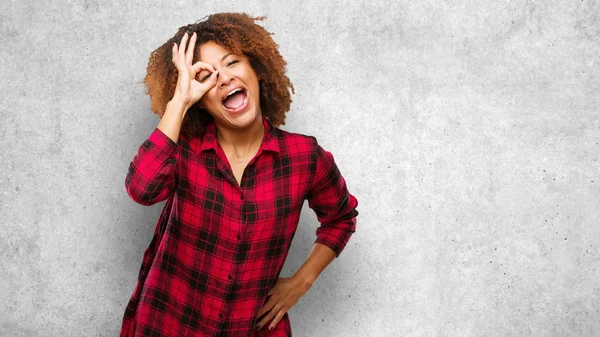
[{"x1": 217, "y1": 131, "x2": 264, "y2": 163}]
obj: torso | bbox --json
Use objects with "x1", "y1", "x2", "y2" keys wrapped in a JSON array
[
  {"x1": 121, "y1": 117, "x2": 336, "y2": 337},
  {"x1": 222, "y1": 146, "x2": 260, "y2": 185}
]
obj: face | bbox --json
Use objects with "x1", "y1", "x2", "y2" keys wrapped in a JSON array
[{"x1": 196, "y1": 41, "x2": 261, "y2": 130}]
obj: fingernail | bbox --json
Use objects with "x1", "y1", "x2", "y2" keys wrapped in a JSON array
[{"x1": 268, "y1": 325, "x2": 273, "y2": 331}]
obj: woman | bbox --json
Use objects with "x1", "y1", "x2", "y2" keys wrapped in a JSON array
[{"x1": 120, "y1": 13, "x2": 359, "y2": 337}]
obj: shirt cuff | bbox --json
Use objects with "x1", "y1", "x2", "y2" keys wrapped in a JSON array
[{"x1": 313, "y1": 201, "x2": 358, "y2": 258}]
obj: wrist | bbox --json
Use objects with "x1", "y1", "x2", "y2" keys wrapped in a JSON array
[
  {"x1": 166, "y1": 99, "x2": 189, "y2": 118},
  {"x1": 292, "y1": 270, "x2": 316, "y2": 290},
  {"x1": 169, "y1": 95, "x2": 190, "y2": 109},
  {"x1": 168, "y1": 98, "x2": 188, "y2": 110}
]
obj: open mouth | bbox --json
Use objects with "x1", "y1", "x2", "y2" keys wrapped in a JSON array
[{"x1": 222, "y1": 88, "x2": 249, "y2": 113}]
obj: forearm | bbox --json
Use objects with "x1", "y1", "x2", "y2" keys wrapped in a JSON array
[
  {"x1": 157, "y1": 99, "x2": 187, "y2": 144},
  {"x1": 292, "y1": 243, "x2": 337, "y2": 288},
  {"x1": 125, "y1": 101, "x2": 184, "y2": 205}
]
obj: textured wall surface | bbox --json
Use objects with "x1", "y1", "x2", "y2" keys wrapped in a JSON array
[{"x1": 1, "y1": 1, "x2": 599, "y2": 336}]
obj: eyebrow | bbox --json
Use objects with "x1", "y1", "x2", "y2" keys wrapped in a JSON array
[{"x1": 221, "y1": 53, "x2": 233, "y2": 62}]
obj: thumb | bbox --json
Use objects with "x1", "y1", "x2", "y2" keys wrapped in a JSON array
[
  {"x1": 208, "y1": 69, "x2": 219, "y2": 83},
  {"x1": 200, "y1": 69, "x2": 219, "y2": 92},
  {"x1": 192, "y1": 70, "x2": 219, "y2": 104},
  {"x1": 202, "y1": 69, "x2": 219, "y2": 92}
]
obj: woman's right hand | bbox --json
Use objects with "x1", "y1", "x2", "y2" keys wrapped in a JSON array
[{"x1": 171, "y1": 32, "x2": 219, "y2": 112}]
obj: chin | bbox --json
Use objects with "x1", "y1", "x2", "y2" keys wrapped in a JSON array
[{"x1": 223, "y1": 111, "x2": 258, "y2": 129}]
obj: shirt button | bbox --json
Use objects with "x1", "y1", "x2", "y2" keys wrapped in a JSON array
[
  {"x1": 219, "y1": 313, "x2": 223, "y2": 318},
  {"x1": 237, "y1": 234, "x2": 241, "y2": 240},
  {"x1": 228, "y1": 274, "x2": 232, "y2": 280}
]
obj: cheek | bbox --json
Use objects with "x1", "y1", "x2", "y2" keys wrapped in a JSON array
[
  {"x1": 253, "y1": 80, "x2": 262, "y2": 99},
  {"x1": 200, "y1": 91, "x2": 219, "y2": 108},
  {"x1": 244, "y1": 73, "x2": 260, "y2": 94}
]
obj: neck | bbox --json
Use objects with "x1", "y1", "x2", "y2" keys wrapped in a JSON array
[{"x1": 215, "y1": 114, "x2": 265, "y2": 148}]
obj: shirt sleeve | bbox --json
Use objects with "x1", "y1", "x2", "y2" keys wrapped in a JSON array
[
  {"x1": 124, "y1": 127, "x2": 179, "y2": 206},
  {"x1": 306, "y1": 140, "x2": 359, "y2": 257}
]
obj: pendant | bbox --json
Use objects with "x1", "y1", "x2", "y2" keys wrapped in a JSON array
[{"x1": 235, "y1": 155, "x2": 244, "y2": 163}]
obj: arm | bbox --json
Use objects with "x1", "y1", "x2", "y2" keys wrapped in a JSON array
[
  {"x1": 293, "y1": 143, "x2": 359, "y2": 283},
  {"x1": 305, "y1": 142, "x2": 359, "y2": 257},
  {"x1": 255, "y1": 141, "x2": 359, "y2": 331},
  {"x1": 125, "y1": 32, "x2": 218, "y2": 205},
  {"x1": 255, "y1": 243, "x2": 338, "y2": 331},
  {"x1": 290, "y1": 144, "x2": 359, "y2": 301},
  {"x1": 124, "y1": 105, "x2": 181, "y2": 206},
  {"x1": 292, "y1": 242, "x2": 336, "y2": 288}
]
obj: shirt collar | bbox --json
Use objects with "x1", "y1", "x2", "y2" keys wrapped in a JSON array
[{"x1": 192, "y1": 116, "x2": 280, "y2": 154}]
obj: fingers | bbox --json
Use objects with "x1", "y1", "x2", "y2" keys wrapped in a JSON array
[
  {"x1": 255, "y1": 296, "x2": 280, "y2": 330},
  {"x1": 197, "y1": 70, "x2": 218, "y2": 90},
  {"x1": 268, "y1": 310, "x2": 285, "y2": 331},
  {"x1": 207, "y1": 69, "x2": 219, "y2": 84},
  {"x1": 171, "y1": 34, "x2": 187, "y2": 69},
  {"x1": 174, "y1": 33, "x2": 212, "y2": 77},
  {"x1": 256, "y1": 307, "x2": 278, "y2": 329},
  {"x1": 172, "y1": 32, "x2": 196, "y2": 67},
  {"x1": 256, "y1": 307, "x2": 285, "y2": 331},
  {"x1": 185, "y1": 32, "x2": 197, "y2": 65},
  {"x1": 178, "y1": 33, "x2": 189, "y2": 66},
  {"x1": 257, "y1": 295, "x2": 276, "y2": 318},
  {"x1": 171, "y1": 41, "x2": 179, "y2": 64},
  {"x1": 187, "y1": 69, "x2": 218, "y2": 104},
  {"x1": 191, "y1": 61, "x2": 216, "y2": 75}
]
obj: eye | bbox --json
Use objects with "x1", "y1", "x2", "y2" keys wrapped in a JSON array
[
  {"x1": 199, "y1": 72, "x2": 212, "y2": 82},
  {"x1": 227, "y1": 60, "x2": 239, "y2": 66}
]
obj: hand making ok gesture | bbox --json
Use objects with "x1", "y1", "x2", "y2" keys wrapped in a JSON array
[{"x1": 171, "y1": 32, "x2": 219, "y2": 113}]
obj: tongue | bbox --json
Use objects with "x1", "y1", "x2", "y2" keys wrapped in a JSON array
[{"x1": 223, "y1": 91, "x2": 246, "y2": 109}]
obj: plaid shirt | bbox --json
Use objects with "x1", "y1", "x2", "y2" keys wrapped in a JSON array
[{"x1": 120, "y1": 116, "x2": 359, "y2": 337}]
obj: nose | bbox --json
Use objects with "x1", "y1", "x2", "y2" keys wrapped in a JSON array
[{"x1": 218, "y1": 67, "x2": 233, "y2": 87}]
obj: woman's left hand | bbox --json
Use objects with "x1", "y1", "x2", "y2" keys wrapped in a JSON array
[{"x1": 255, "y1": 276, "x2": 312, "y2": 331}]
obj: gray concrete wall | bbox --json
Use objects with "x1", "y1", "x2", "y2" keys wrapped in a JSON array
[{"x1": 1, "y1": 1, "x2": 599, "y2": 336}]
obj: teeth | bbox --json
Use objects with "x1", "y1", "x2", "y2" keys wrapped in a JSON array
[{"x1": 226, "y1": 88, "x2": 242, "y2": 98}]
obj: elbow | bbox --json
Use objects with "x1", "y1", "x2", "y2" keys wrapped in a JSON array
[
  {"x1": 125, "y1": 185, "x2": 158, "y2": 206},
  {"x1": 124, "y1": 174, "x2": 166, "y2": 206},
  {"x1": 315, "y1": 219, "x2": 356, "y2": 258}
]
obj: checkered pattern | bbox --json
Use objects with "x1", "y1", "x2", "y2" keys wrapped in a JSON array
[{"x1": 120, "y1": 117, "x2": 359, "y2": 337}]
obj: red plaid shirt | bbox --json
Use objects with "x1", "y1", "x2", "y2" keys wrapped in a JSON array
[{"x1": 120, "y1": 116, "x2": 359, "y2": 337}]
